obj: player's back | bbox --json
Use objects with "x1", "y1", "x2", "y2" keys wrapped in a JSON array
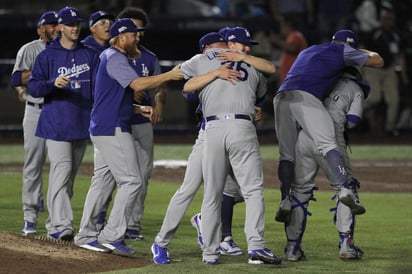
[{"x1": 198, "y1": 48, "x2": 262, "y2": 117}]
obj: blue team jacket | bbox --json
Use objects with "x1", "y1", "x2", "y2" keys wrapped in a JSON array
[{"x1": 28, "y1": 35, "x2": 98, "y2": 141}]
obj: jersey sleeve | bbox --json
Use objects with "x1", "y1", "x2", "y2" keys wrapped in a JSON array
[
  {"x1": 180, "y1": 54, "x2": 201, "y2": 79},
  {"x1": 346, "y1": 87, "x2": 364, "y2": 128},
  {"x1": 343, "y1": 46, "x2": 369, "y2": 67},
  {"x1": 27, "y1": 52, "x2": 56, "y2": 98},
  {"x1": 107, "y1": 53, "x2": 138, "y2": 88}
]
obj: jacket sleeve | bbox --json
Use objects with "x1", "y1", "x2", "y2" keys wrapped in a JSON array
[{"x1": 27, "y1": 53, "x2": 56, "y2": 98}]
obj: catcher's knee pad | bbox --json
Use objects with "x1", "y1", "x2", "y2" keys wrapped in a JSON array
[{"x1": 285, "y1": 189, "x2": 316, "y2": 243}]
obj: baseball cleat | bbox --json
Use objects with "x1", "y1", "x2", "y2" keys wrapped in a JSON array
[
  {"x1": 339, "y1": 245, "x2": 364, "y2": 260},
  {"x1": 248, "y1": 248, "x2": 282, "y2": 265},
  {"x1": 219, "y1": 236, "x2": 243, "y2": 255},
  {"x1": 22, "y1": 221, "x2": 37, "y2": 236},
  {"x1": 102, "y1": 240, "x2": 135, "y2": 257},
  {"x1": 77, "y1": 240, "x2": 111, "y2": 253},
  {"x1": 284, "y1": 242, "x2": 305, "y2": 262},
  {"x1": 48, "y1": 228, "x2": 74, "y2": 241},
  {"x1": 275, "y1": 197, "x2": 292, "y2": 223},
  {"x1": 338, "y1": 233, "x2": 363, "y2": 260},
  {"x1": 339, "y1": 188, "x2": 366, "y2": 215},
  {"x1": 125, "y1": 229, "x2": 144, "y2": 240},
  {"x1": 202, "y1": 258, "x2": 218, "y2": 265},
  {"x1": 151, "y1": 243, "x2": 170, "y2": 264},
  {"x1": 190, "y1": 213, "x2": 203, "y2": 247}
]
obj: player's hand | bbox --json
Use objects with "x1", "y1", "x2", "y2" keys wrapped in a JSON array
[
  {"x1": 254, "y1": 107, "x2": 263, "y2": 122},
  {"x1": 168, "y1": 64, "x2": 184, "y2": 80},
  {"x1": 15, "y1": 86, "x2": 26, "y2": 103},
  {"x1": 54, "y1": 76, "x2": 70, "y2": 88},
  {"x1": 217, "y1": 50, "x2": 246, "y2": 62},
  {"x1": 151, "y1": 103, "x2": 164, "y2": 124},
  {"x1": 134, "y1": 104, "x2": 153, "y2": 120},
  {"x1": 134, "y1": 91, "x2": 144, "y2": 104},
  {"x1": 217, "y1": 64, "x2": 240, "y2": 85}
]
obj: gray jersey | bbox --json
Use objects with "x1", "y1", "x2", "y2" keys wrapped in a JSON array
[
  {"x1": 12, "y1": 39, "x2": 45, "y2": 104},
  {"x1": 324, "y1": 75, "x2": 364, "y2": 147},
  {"x1": 181, "y1": 48, "x2": 266, "y2": 117}
]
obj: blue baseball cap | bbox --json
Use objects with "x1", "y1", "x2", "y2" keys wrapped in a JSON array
[
  {"x1": 332, "y1": 29, "x2": 359, "y2": 49},
  {"x1": 37, "y1": 11, "x2": 58, "y2": 27},
  {"x1": 217, "y1": 27, "x2": 232, "y2": 40},
  {"x1": 89, "y1": 11, "x2": 115, "y2": 27},
  {"x1": 199, "y1": 32, "x2": 225, "y2": 52},
  {"x1": 109, "y1": 18, "x2": 146, "y2": 38},
  {"x1": 58, "y1": 7, "x2": 86, "y2": 25},
  {"x1": 225, "y1": 27, "x2": 258, "y2": 45}
]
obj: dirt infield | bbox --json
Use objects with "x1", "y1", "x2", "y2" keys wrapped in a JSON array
[{"x1": 1, "y1": 159, "x2": 411, "y2": 273}]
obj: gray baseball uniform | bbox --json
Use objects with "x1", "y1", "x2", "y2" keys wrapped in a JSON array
[
  {"x1": 154, "y1": 128, "x2": 205, "y2": 247},
  {"x1": 186, "y1": 47, "x2": 268, "y2": 262},
  {"x1": 286, "y1": 73, "x2": 366, "y2": 258},
  {"x1": 12, "y1": 39, "x2": 47, "y2": 226},
  {"x1": 154, "y1": 50, "x2": 242, "y2": 248}
]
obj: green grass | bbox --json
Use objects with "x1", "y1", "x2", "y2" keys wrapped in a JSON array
[
  {"x1": 1, "y1": 144, "x2": 412, "y2": 273},
  {"x1": 1, "y1": 144, "x2": 412, "y2": 164}
]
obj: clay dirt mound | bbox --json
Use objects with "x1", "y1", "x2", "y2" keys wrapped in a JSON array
[{"x1": 0, "y1": 232, "x2": 150, "y2": 274}]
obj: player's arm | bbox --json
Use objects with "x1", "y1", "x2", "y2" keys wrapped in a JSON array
[
  {"x1": 15, "y1": 86, "x2": 26, "y2": 102},
  {"x1": 20, "y1": 71, "x2": 32, "y2": 85},
  {"x1": 217, "y1": 51, "x2": 276, "y2": 75},
  {"x1": 152, "y1": 85, "x2": 166, "y2": 124},
  {"x1": 359, "y1": 49, "x2": 384, "y2": 68},
  {"x1": 11, "y1": 70, "x2": 31, "y2": 87},
  {"x1": 130, "y1": 64, "x2": 182, "y2": 94},
  {"x1": 28, "y1": 56, "x2": 58, "y2": 98},
  {"x1": 183, "y1": 64, "x2": 240, "y2": 93}
]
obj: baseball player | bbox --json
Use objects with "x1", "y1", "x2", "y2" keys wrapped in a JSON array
[
  {"x1": 182, "y1": 27, "x2": 281, "y2": 265},
  {"x1": 81, "y1": 10, "x2": 114, "y2": 53},
  {"x1": 78, "y1": 10, "x2": 114, "y2": 232},
  {"x1": 11, "y1": 11, "x2": 59, "y2": 236},
  {"x1": 27, "y1": 6, "x2": 98, "y2": 241},
  {"x1": 73, "y1": 18, "x2": 182, "y2": 256},
  {"x1": 284, "y1": 66, "x2": 370, "y2": 261},
  {"x1": 151, "y1": 30, "x2": 275, "y2": 264},
  {"x1": 116, "y1": 7, "x2": 167, "y2": 241},
  {"x1": 273, "y1": 29, "x2": 384, "y2": 223},
  {"x1": 191, "y1": 27, "x2": 270, "y2": 256}
]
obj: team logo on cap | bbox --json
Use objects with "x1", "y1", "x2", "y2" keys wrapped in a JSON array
[
  {"x1": 346, "y1": 37, "x2": 355, "y2": 44},
  {"x1": 118, "y1": 26, "x2": 127, "y2": 33},
  {"x1": 228, "y1": 34, "x2": 236, "y2": 40},
  {"x1": 70, "y1": 9, "x2": 77, "y2": 17}
]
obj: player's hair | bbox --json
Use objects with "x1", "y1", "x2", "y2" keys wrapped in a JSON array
[
  {"x1": 116, "y1": 7, "x2": 149, "y2": 27},
  {"x1": 109, "y1": 36, "x2": 119, "y2": 46}
]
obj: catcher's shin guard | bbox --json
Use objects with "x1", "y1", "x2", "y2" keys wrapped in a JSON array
[
  {"x1": 332, "y1": 178, "x2": 360, "y2": 234},
  {"x1": 284, "y1": 189, "x2": 316, "y2": 261}
]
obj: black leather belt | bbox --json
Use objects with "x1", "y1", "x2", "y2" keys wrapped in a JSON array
[
  {"x1": 206, "y1": 114, "x2": 251, "y2": 122},
  {"x1": 27, "y1": 102, "x2": 43, "y2": 109}
]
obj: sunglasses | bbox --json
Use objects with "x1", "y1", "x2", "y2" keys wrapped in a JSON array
[{"x1": 93, "y1": 19, "x2": 113, "y2": 27}]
